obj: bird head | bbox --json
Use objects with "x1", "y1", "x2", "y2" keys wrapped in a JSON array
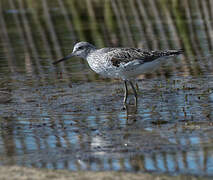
[{"x1": 53, "y1": 42, "x2": 96, "y2": 65}]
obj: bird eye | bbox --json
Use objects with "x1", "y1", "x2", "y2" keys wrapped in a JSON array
[{"x1": 78, "y1": 46, "x2": 83, "y2": 50}]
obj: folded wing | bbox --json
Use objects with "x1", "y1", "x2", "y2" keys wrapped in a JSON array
[{"x1": 107, "y1": 48, "x2": 183, "y2": 68}]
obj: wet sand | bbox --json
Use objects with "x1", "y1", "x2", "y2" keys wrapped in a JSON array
[{"x1": 0, "y1": 166, "x2": 210, "y2": 180}]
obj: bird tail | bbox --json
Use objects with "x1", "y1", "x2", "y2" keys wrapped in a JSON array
[
  {"x1": 177, "y1": 49, "x2": 184, "y2": 54},
  {"x1": 172, "y1": 49, "x2": 184, "y2": 55},
  {"x1": 164, "y1": 49, "x2": 184, "y2": 57}
]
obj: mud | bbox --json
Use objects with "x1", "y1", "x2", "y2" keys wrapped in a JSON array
[
  {"x1": 0, "y1": 74, "x2": 213, "y2": 176},
  {"x1": 0, "y1": 166, "x2": 210, "y2": 180}
]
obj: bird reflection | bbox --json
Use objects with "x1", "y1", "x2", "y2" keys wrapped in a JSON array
[{"x1": 124, "y1": 104, "x2": 138, "y2": 124}]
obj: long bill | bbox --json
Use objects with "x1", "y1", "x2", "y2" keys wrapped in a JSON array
[{"x1": 52, "y1": 54, "x2": 74, "y2": 65}]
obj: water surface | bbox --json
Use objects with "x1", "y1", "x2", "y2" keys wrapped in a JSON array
[{"x1": 0, "y1": 0, "x2": 213, "y2": 177}]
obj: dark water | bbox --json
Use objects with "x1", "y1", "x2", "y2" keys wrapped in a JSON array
[{"x1": 0, "y1": 0, "x2": 213, "y2": 177}]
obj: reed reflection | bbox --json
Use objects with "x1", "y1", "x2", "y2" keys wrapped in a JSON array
[{"x1": 0, "y1": 0, "x2": 213, "y2": 176}]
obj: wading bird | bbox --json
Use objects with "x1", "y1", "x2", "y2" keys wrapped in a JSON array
[{"x1": 53, "y1": 42, "x2": 183, "y2": 105}]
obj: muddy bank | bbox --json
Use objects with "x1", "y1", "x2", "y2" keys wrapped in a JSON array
[{"x1": 0, "y1": 166, "x2": 210, "y2": 180}]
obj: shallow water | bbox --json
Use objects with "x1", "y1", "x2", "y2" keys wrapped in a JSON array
[{"x1": 0, "y1": 0, "x2": 213, "y2": 177}]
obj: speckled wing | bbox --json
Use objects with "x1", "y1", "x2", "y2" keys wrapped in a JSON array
[{"x1": 107, "y1": 48, "x2": 183, "y2": 67}]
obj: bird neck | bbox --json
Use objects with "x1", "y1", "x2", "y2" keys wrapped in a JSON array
[{"x1": 84, "y1": 47, "x2": 96, "y2": 59}]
